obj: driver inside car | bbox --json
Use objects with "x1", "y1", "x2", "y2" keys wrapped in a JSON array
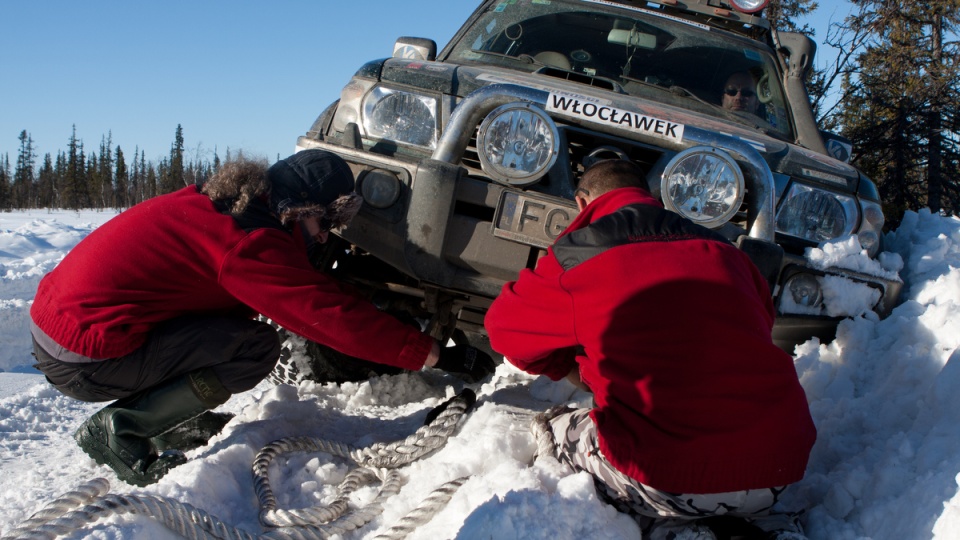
[{"x1": 721, "y1": 70, "x2": 760, "y2": 116}]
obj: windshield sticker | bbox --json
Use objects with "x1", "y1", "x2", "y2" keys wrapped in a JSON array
[
  {"x1": 582, "y1": 0, "x2": 711, "y2": 31},
  {"x1": 744, "y1": 49, "x2": 762, "y2": 62},
  {"x1": 546, "y1": 92, "x2": 684, "y2": 143}
]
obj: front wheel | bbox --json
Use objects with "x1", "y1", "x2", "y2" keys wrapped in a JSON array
[{"x1": 265, "y1": 322, "x2": 407, "y2": 386}]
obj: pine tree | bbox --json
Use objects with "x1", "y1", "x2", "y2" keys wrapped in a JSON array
[
  {"x1": 54, "y1": 151, "x2": 67, "y2": 208},
  {"x1": 14, "y1": 130, "x2": 36, "y2": 210},
  {"x1": 86, "y1": 151, "x2": 99, "y2": 209},
  {"x1": 139, "y1": 150, "x2": 151, "y2": 201},
  {"x1": 916, "y1": 1, "x2": 960, "y2": 213},
  {"x1": 161, "y1": 124, "x2": 185, "y2": 194},
  {"x1": 63, "y1": 126, "x2": 86, "y2": 210},
  {"x1": 840, "y1": 2, "x2": 923, "y2": 221},
  {"x1": 0, "y1": 154, "x2": 10, "y2": 210},
  {"x1": 36, "y1": 154, "x2": 56, "y2": 209},
  {"x1": 115, "y1": 146, "x2": 128, "y2": 210},
  {"x1": 145, "y1": 163, "x2": 158, "y2": 200},
  {"x1": 96, "y1": 134, "x2": 114, "y2": 210},
  {"x1": 130, "y1": 146, "x2": 141, "y2": 204}
]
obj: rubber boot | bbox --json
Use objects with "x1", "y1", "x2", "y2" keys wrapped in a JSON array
[
  {"x1": 74, "y1": 368, "x2": 231, "y2": 486},
  {"x1": 150, "y1": 411, "x2": 235, "y2": 453}
]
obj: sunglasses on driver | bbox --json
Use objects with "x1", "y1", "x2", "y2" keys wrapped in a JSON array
[{"x1": 724, "y1": 87, "x2": 756, "y2": 98}]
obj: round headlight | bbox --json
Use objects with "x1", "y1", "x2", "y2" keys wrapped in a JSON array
[
  {"x1": 477, "y1": 102, "x2": 559, "y2": 186},
  {"x1": 660, "y1": 146, "x2": 744, "y2": 228},
  {"x1": 729, "y1": 0, "x2": 769, "y2": 13},
  {"x1": 359, "y1": 169, "x2": 401, "y2": 209}
]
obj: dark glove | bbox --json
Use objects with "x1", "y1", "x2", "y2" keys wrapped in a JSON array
[{"x1": 434, "y1": 345, "x2": 496, "y2": 383}]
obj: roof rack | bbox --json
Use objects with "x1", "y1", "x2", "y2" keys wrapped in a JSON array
[{"x1": 604, "y1": 0, "x2": 771, "y2": 35}]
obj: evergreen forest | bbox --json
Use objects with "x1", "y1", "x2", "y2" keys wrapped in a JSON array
[
  {"x1": 0, "y1": 125, "x2": 218, "y2": 212},
  {"x1": 1, "y1": 0, "x2": 958, "y2": 228}
]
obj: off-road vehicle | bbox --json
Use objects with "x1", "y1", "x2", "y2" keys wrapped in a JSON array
[{"x1": 271, "y1": 0, "x2": 902, "y2": 384}]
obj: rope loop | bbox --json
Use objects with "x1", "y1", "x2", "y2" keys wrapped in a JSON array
[{"x1": 4, "y1": 389, "x2": 477, "y2": 540}]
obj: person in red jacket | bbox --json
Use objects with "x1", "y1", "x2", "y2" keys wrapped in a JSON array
[
  {"x1": 485, "y1": 159, "x2": 816, "y2": 540},
  {"x1": 30, "y1": 149, "x2": 493, "y2": 486}
]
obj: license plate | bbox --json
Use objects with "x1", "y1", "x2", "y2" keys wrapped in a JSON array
[{"x1": 493, "y1": 191, "x2": 578, "y2": 249}]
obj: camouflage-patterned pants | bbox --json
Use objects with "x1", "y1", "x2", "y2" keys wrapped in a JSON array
[{"x1": 546, "y1": 407, "x2": 804, "y2": 538}]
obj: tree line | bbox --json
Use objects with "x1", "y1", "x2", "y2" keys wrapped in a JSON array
[
  {"x1": 0, "y1": 124, "x2": 221, "y2": 211},
  {"x1": 1, "y1": 1, "x2": 959, "y2": 226}
]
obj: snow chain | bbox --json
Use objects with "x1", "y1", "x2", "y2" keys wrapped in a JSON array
[{"x1": 2, "y1": 390, "x2": 476, "y2": 540}]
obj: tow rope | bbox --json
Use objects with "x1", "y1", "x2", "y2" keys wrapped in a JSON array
[{"x1": 2, "y1": 390, "x2": 476, "y2": 540}]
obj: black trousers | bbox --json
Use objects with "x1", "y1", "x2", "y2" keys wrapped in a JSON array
[{"x1": 33, "y1": 316, "x2": 281, "y2": 403}]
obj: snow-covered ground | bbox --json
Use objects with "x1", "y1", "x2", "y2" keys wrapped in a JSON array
[{"x1": 1, "y1": 207, "x2": 959, "y2": 539}]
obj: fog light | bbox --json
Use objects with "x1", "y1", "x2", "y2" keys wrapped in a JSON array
[
  {"x1": 477, "y1": 102, "x2": 559, "y2": 186},
  {"x1": 859, "y1": 201, "x2": 885, "y2": 257},
  {"x1": 786, "y1": 273, "x2": 823, "y2": 308},
  {"x1": 359, "y1": 169, "x2": 401, "y2": 209},
  {"x1": 660, "y1": 146, "x2": 744, "y2": 229},
  {"x1": 858, "y1": 230, "x2": 879, "y2": 255}
]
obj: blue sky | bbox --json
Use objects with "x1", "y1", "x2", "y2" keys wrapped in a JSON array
[
  {"x1": 0, "y1": 1, "x2": 477, "y2": 165},
  {"x1": 0, "y1": 1, "x2": 847, "y2": 167}
]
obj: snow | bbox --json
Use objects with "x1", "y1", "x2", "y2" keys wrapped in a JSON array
[{"x1": 1, "y1": 207, "x2": 960, "y2": 539}]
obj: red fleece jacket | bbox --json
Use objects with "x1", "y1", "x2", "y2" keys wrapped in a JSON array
[
  {"x1": 486, "y1": 187, "x2": 816, "y2": 494},
  {"x1": 31, "y1": 186, "x2": 433, "y2": 369}
]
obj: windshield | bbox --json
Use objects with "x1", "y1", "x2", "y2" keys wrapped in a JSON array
[{"x1": 444, "y1": 0, "x2": 794, "y2": 140}]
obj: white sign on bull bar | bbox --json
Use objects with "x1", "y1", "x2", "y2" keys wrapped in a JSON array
[{"x1": 545, "y1": 92, "x2": 685, "y2": 143}]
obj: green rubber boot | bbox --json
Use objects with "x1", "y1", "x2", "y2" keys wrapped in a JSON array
[
  {"x1": 74, "y1": 369, "x2": 231, "y2": 486},
  {"x1": 150, "y1": 411, "x2": 235, "y2": 453}
]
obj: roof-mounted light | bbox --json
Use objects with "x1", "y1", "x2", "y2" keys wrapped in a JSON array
[{"x1": 729, "y1": 0, "x2": 768, "y2": 14}]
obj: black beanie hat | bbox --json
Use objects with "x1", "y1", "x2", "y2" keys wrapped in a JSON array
[{"x1": 268, "y1": 150, "x2": 355, "y2": 222}]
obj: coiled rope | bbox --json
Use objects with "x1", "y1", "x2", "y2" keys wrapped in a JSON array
[{"x1": 2, "y1": 390, "x2": 476, "y2": 540}]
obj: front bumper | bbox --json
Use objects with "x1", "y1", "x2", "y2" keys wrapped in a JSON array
[{"x1": 296, "y1": 84, "x2": 902, "y2": 352}]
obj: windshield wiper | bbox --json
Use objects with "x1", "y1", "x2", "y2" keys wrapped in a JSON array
[
  {"x1": 467, "y1": 49, "x2": 534, "y2": 64},
  {"x1": 620, "y1": 76, "x2": 718, "y2": 109},
  {"x1": 667, "y1": 85, "x2": 715, "y2": 108}
]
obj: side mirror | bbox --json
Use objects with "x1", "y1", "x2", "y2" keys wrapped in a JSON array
[
  {"x1": 393, "y1": 37, "x2": 437, "y2": 61},
  {"x1": 820, "y1": 131, "x2": 854, "y2": 163}
]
